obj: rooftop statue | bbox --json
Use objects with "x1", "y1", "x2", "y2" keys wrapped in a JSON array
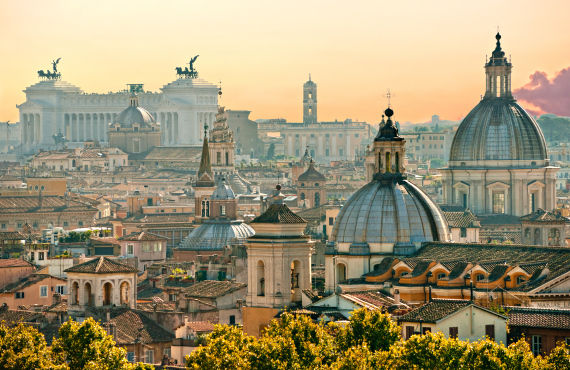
[
  {"x1": 175, "y1": 55, "x2": 200, "y2": 79},
  {"x1": 38, "y1": 58, "x2": 62, "y2": 80}
]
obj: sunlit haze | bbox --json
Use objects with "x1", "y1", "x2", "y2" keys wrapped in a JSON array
[{"x1": 1, "y1": 0, "x2": 569, "y2": 123}]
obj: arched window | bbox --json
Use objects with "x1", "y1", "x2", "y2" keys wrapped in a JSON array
[
  {"x1": 291, "y1": 260, "x2": 301, "y2": 303},
  {"x1": 84, "y1": 282, "x2": 93, "y2": 306},
  {"x1": 72, "y1": 282, "x2": 79, "y2": 305},
  {"x1": 524, "y1": 228, "x2": 531, "y2": 241},
  {"x1": 385, "y1": 152, "x2": 391, "y2": 173},
  {"x1": 257, "y1": 261, "x2": 265, "y2": 297},
  {"x1": 378, "y1": 153, "x2": 382, "y2": 171},
  {"x1": 120, "y1": 281, "x2": 130, "y2": 305},
  {"x1": 103, "y1": 282, "x2": 113, "y2": 306},
  {"x1": 315, "y1": 192, "x2": 321, "y2": 207},
  {"x1": 225, "y1": 152, "x2": 229, "y2": 165},
  {"x1": 548, "y1": 228, "x2": 560, "y2": 246},
  {"x1": 534, "y1": 228, "x2": 541, "y2": 245},
  {"x1": 516, "y1": 276, "x2": 526, "y2": 285},
  {"x1": 300, "y1": 193, "x2": 306, "y2": 200},
  {"x1": 336, "y1": 263, "x2": 347, "y2": 284},
  {"x1": 395, "y1": 152, "x2": 400, "y2": 173}
]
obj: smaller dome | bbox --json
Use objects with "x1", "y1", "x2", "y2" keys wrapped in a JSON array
[
  {"x1": 114, "y1": 94, "x2": 156, "y2": 128},
  {"x1": 211, "y1": 179, "x2": 236, "y2": 200},
  {"x1": 298, "y1": 161, "x2": 326, "y2": 182},
  {"x1": 178, "y1": 220, "x2": 254, "y2": 251}
]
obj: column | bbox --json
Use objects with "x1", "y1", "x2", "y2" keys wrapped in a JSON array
[{"x1": 174, "y1": 113, "x2": 179, "y2": 145}]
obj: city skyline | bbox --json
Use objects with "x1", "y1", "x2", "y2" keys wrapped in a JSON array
[{"x1": 1, "y1": 0, "x2": 570, "y2": 125}]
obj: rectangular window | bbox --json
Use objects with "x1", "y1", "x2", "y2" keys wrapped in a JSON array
[
  {"x1": 449, "y1": 326, "x2": 458, "y2": 339},
  {"x1": 163, "y1": 348, "x2": 171, "y2": 358},
  {"x1": 127, "y1": 244, "x2": 134, "y2": 255},
  {"x1": 30, "y1": 252, "x2": 35, "y2": 261},
  {"x1": 39, "y1": 252, "x2": 45, "y2": 260},
  {"x1": 492, "y1": 192, "x2": 505, "y2": 214},
  {"x1": 229, "y1": 315, "x2": 236, "y2": 325},
  {"x1": 63, "y1": 221, "x2": 69, "y2": 227},
  {"x1": 56, "y1": 285, "x2": 66, "y2": 294},
  {"x1": 329, "y1": 217, "x2": 334, "y2": 226},
  {"x1": 127, "y1": 352, "x2": 135, "y2": 362},
  {"x1": 485, "y1": 324, "x2": 495, "y2": 340},
  {"x1": 1, "y1": 224, "x2": 5, "y2": 229},
  {"x1": 532, "y1": 335, "x2": 542, "y2": 356},
  {"x1": 405, "y1": 326, "x2": 415, "y2": 339},
  {"x1": 40, "y1": 286, "x2": 48, "y2": 297},
  {"x1": 339, "y1": 148, "x2": 344, "y2": 157},
  {"x1": 422, "y1": 327, "x2": 431, "y2": 334},
  {"x1": 169, "y1": 294, "x2": 177, "y2": 302},
  {"x1": 145, "y1": 350, "x2": 154, "y2": 364},
  {"x1": 460, "y1": 228, "x2": 467, "y2": 238},
  {"x1": 15, "y1": 292, "x2": 25, "y2": 299}
]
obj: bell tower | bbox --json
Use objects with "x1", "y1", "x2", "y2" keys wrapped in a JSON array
[
  {"x1": 303, "y1": 74, "x2": 317, "y2": 124},
  {"x1": 242, "y1": 185, "x2": 313, "y2": 336},
  {"x1": 484, "y1": 32, "x2": 512, "y2": 99},
  {"x1": 365, "y1": 107, "x2": 406, "y2": 180}
]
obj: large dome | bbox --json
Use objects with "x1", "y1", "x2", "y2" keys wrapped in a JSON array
[
  {"x1": 449, "y1": 98, "x2": 547, "y2": 163},
  {"x1": 331, "y1": 178, "x2": 450, "y2": 247}
]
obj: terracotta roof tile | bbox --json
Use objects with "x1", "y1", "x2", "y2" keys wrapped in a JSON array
[
  {"x1": 507, "y1": 306, "x2": 570, "y2": 329},
  {"x1": 0, "y1": 258, "x2": 34, "y2": 268},
  {"x1": 183, "y1": 280, "x2": 246, "y2": 298},
  {"x1": 118, "y1": 231, "x2": 168, "y2": 241},
  {"x1": 398, "y1": 299, "x2": 472, "y2": 323},
  {"x1": 108, "y1": 310, "x2": 174, "y2": 344},
  {"x1": 65, "y1": 256, "x2": 138, "y2": 274},
  {"x1": 443, "y1": 210, "x2": 481, "y2": 228}
]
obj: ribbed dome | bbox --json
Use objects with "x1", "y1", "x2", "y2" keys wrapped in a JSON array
[
  {"x1": 211, "y1": 180, "x2": 236, "y2": 200},
  {"x1": 331, "y1": 178, "x2": 450, "y2": 246},
  {"x1": 178, "y1": 220, "x2": 254, "y2": 250},
  {"x1": 450, "y1": 98, "x2": 547, "y2": 163},
  {"x1": 114, "y1": 106, "x2": 156, "y2": 128}
]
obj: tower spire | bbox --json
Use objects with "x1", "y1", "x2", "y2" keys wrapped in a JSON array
[
  {"x1": 197, "y1": 122, "x2": 214, "y2": 186},
  {"x1": 485, "y1": 31, "x2": 512, "y2": 99}
]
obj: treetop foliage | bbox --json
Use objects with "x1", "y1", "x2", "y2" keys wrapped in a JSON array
[{"x1": 185, "y1": 308, "x2": 570, "y2": 370}]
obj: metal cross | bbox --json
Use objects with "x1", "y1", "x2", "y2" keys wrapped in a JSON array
[{"x1": 386, "y1": 89, "x2": 392, "y2": 107}]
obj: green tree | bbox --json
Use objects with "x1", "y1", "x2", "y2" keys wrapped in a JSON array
[
  {"x1": 338, "y1": 308, "x2": 401, "y2": 352},
  {"x1": 266, "y1": 143, "x2": 275, "y2": 160},
  {"x1": 545, "y1": 341, "x2": 570, "y2": 369},
  {"x1": 51, "y1": 318, "x2": 150, "y2": 370},
  {"x1": 255, "y1": 312, "x2": 338, "y2": 368},
  {"x1": 0, "y1": 323, "x2": 61, "y2": 370},
  {"x1": 186, "y1": 324, "x2": 254, "y2": 369}
]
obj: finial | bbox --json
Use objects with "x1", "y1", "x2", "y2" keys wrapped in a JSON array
[
  {"x1": 386, "y1": 89, "x2": 392, "y2": 107},
  {"x1": 203, "y1": 123, "x2": 208, "y2": 137},
  {"x1": 218, "y1": 81, "x2": 222, "y2": 97},
  {"x1": 385, "y1": 107, "x2": 394, "y2": 118}
]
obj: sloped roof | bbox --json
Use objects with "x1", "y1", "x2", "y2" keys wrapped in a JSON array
[
  {"x1": 415, "y1": 243, "x2": 570, "y2": 292},
  {"x1": 0, "y1": 195, "x2": 97, "y2": 214},
  {"x1": 507, "y1": 306, "x2": 570, "y2": 329},
  {"x1": 65, "y1": 256, "x2": 138, "y2": 274},
  {"x1": 118, "y1": 231, "x2": 168, "y2": 242},
  {"x1": 0, "y1": 258, "x2": 34, "y2": 268},
  {"x1": 399, "y1": 299, "x2": 480, "y2": 323},
  {"x1": 443, "y1": 210, "x2": 481, "y2": 228},
  {"x1": 108, "y1": 309, "x2": 174, "y2": 344},
  {"x1": 520, "y1": 209, "x2": 569, "y2": 223},
  {"x1": 251, "y1": 203, "x2": 307, "y2": 224},
  {"x1": 183, "y1": 280, "x2": 246, "y2": 299},
  {"x1": 1, "y1": 274, "x2": 64, "y2": 293},
  {"x1": 298, "y1": 161, "x2": 326, "y2": 182}
]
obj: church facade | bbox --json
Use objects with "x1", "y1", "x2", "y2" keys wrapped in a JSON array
[{"x1": 17, "y1": 66, "x2": 219, "y2": 153}]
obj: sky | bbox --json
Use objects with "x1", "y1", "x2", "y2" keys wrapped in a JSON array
[{"x1": 1, "y1": 0, "x2": 569, "y2": 124}]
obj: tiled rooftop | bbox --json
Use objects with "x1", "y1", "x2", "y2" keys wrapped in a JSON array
[{"x1": 65, "y1": 256, "x2": 138, "y2": 274}]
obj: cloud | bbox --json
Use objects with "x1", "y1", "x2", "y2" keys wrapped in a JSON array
[{"x1": 513, "y1": 67, "x2": 570, "y2": 117}]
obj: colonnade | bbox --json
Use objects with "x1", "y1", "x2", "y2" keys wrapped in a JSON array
[{"x1": 22, "y1": 113, "x2": 41, "y2": 145}]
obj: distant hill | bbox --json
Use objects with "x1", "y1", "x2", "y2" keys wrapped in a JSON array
[{"x1": 537, "y1": 114, "x2": 570, "y2": 145}]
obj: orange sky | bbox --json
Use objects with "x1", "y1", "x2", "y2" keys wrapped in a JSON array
[{"x1": 1, "y1": 0, "x2": 569, "y2": 124}]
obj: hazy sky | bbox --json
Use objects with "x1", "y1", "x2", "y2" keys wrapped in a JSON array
[{"x1": 1, "y1": 0, "x2": 569, "y2": 124}]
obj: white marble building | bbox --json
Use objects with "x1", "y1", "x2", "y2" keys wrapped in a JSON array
[{"x1": 17, "y1": 75, "x2": 219, "y2": 153}]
